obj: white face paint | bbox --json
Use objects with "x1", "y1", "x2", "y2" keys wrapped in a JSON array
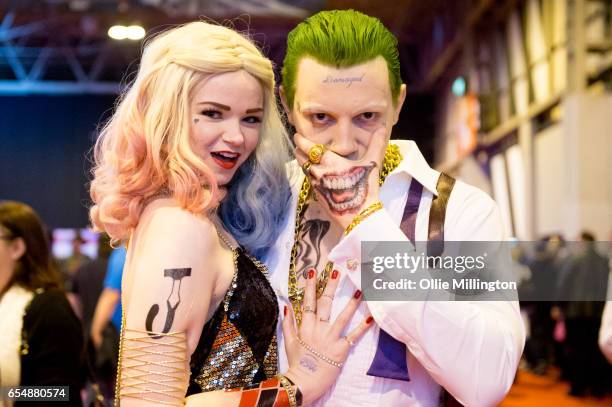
[
  {"x1": 190, "y1": 70, "x2": 264, "y2": 186},
  {"x1": 289, "y1": 56, "x2": 404, "y2": 215}
]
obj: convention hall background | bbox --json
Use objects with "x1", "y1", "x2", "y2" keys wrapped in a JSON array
[{"x1": 0, "y1": 0, "x2": 611, "y2": 405}]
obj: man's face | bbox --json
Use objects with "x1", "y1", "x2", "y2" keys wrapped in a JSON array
[{"x1": 286, "y1": 56, "x2": 405, "y2": 161}]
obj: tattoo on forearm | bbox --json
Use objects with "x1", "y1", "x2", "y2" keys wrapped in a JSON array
[
  {"x1": 314, "y1": 162, "x2": 377, "y2": 215},
  {"x1": 145, "y1": 268, "x2": 191, "y2": 339},
  {"x1": 299, "y1": 354, "x2": 318, "y2": 373},
  {"x1": 296, "y1": 219, "x2": 330, "y2": 279}
]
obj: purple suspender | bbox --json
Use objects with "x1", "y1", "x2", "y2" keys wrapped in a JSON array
[{"x1": 366, "y1": 173, "x2": 456, "y2": 382}]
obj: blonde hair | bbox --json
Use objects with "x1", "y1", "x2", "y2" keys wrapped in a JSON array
[{"x1": 90, "y1": 21, "x2": 291, "y2": 251}]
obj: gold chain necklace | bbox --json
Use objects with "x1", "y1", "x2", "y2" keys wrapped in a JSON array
[{"x1": 288, "y1": 144, "x2": 403, "y2": 324}]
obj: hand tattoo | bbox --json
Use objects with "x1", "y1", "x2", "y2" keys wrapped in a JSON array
[
  {"x1": 145, "y1": 268, "x2": 191, "y2": 339},
  {"x1": 315, "y1": 162, "x2": 377, "y2": 215},
  {"x1": 296, "y1": 219, "x2": 330, "y2": 279}
]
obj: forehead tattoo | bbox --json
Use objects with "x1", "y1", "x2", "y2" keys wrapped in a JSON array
[{"x1": 322, "y1": 73, "x2": 366, "y2": 88}]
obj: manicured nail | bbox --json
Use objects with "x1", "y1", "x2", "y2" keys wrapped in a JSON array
[
  {"x1": 366, "y1": 315, "x2": 374, "y2": 324},
  {"x1": 332, "y1": 269, "x2": 339, "y2": 279},
  {"x1": 284, "y1": 305, "x2": 287, "y2": 316},
  {"x1": 308, "y1": 269, "x2": 315, "y2": 279},
  {"x1": 353, "y1": 290, "x2": 362, "y2": 299}
]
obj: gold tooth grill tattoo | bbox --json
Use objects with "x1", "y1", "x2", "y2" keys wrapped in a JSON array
[
  {"x1": 314, "y1": 162, "x2": 376, "y2": 215},
  {"x1": 145, "y1": 268, "x2": 191, "y2": 339}
]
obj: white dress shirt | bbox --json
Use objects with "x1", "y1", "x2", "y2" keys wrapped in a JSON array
[{"x1": 265, "y1": 140, "x2": 525, "y2": 407}]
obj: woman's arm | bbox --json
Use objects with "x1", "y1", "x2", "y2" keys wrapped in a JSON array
[
  {"x1": 90, "y1": 288, "x2": 120, "y2": 348},
  {"x1": 118, "y1": 202, "x2": 222, "y2": 406},
  {"x1": 120, "y1": 201, "x2": 372, "y2": 406}
]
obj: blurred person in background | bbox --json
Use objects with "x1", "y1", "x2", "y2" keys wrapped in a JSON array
[
  {"x1": 0, "y1": 201, "x2": 85, "y2": 406},
  {"x1": 524, "y1": 235, "x2": 564, "y2": 375},
  {"x1": 72, "y1": 233, "x2": 115, "y2": 402},
  {"x1": 89, "y1": 243, "x2": 125, "y2": 401},
  {"x1": 557, "y1": 231, "x2": 610, "y2": 397},
  {"x1": 73, "y1": 233, "x2": 113, "y2": 340},
  {"x1": 59, "y1": 233, "x2": 89, "y2": 290}
]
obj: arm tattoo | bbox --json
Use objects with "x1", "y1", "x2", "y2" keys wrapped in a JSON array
[
  {"x1": 314, "y1": 162, "x2": 377, "y2": 215},
  {"x1": 145, "y1": 268, "x2": 191, "y2": 339},
  {"x1": 296, "y1": 219, "x2": 330, "y2": 278}
]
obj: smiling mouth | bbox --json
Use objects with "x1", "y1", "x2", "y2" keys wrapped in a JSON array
[
  {"x1": 211, "y1": 151, "x2": 241, "y2": 170},
  {"x1": 315, "y1": 164, "x2": 375, "y2": 215}
]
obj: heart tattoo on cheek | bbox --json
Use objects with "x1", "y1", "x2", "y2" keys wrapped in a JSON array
[{"x1": 314, "y1": 162, "x2": 377, "y2": 215}]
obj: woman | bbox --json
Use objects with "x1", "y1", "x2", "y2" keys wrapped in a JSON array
[
  {"x1": 0, "y1": 201, "x2": 84, "y2": 406},
  {"x1": 90, "y1": 21, "x2": 372, "y2": 406}
]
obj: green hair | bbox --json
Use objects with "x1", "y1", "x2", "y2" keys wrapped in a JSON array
[{"x1": 282, "y1": 9, "x2": 402, "y2": 108}]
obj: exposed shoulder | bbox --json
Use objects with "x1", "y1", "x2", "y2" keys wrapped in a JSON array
[{"x1": 134, "y1": 198, "x2": 219, "y2": 252}]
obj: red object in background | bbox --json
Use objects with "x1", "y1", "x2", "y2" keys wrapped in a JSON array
[{"x1": 455, "y1": 93, "x2": 479, "y2": 158}]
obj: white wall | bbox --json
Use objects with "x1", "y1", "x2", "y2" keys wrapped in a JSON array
[{"x1": 534, "y1": 123, "x2": 565, "y2": 235}]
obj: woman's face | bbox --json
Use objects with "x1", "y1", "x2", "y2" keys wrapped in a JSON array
[{"x1": 190, "y1": 70, "x2": 264, "y2": 186}]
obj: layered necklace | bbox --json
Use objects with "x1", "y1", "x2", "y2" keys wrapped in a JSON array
[{"x1": 288, "y1": 144, "x2": 403, "y2": 324}]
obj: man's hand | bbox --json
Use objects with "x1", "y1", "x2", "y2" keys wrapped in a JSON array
[{"x1": 294, "y1": 126, "x2": 388, "y2": 230}]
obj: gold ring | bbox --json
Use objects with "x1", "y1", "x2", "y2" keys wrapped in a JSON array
[
  {"x1": 319, "y1": 316, "x2": 330, "y2": 323},
  {"x1": 308, "y1": 144, "x2": 326, "y2": 164},
  {"x1": 301, "y1": 161, "x2": 312, "y2": 176},
  {"x1": 342, "y1": 336, "x2": 354, "y2": 346}
]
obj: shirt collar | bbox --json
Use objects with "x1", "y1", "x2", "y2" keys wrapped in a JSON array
[{"x1": 388, "y1": 139, "x2": 440, "y2": 196}]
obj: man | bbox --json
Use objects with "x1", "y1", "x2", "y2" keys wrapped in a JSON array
[
  {"x1": 265, "y1": 10, "x2": 525, "y2": 406},
  {"x1": 557, "y1": 232, "x2": 609, "y2": 396}
]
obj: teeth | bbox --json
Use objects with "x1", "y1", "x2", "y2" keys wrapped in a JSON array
[
  {"x1": 323, "y1": 170, "x2": 364, "y2": 191},
  {"x1": 326, "y1": 182, "x2": 366, "y2": 213},
  {"x1": 216, "y1": 152, "x2": 238, "y2": 159}
]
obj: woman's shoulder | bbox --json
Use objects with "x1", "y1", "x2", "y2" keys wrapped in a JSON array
[
  {"x1": 23, "y1": 287, "x2": 79, "y2": 331},
  {"x1": 136, "y1": 198, "x2": 218, "y2": 245}
]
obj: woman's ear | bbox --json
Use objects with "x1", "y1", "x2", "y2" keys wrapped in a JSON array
[
  {"x1": 279, "y1": 86, "x2": 294, "y2": 125},
  {"x1": 10, "y1": 237, "x2": 26, "y2": 262}
]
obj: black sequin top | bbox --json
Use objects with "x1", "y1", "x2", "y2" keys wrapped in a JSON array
[{"x1": 186, "y1": 247, "x2": 279, "y2": 395}]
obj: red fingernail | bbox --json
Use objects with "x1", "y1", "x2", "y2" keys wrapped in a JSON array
[
  {"x1": 353, "y1": 290, "x2": 362, "y2": 299},
  {"x1": 366, "y1": 315, "x2": 374, "y2": 324},
  {"x1": 332, "y1": 269, "x2": 339, "y2": 279},
  {"x1": 308, "y1": 269, "x2": 315, "y2": 279},
  {"x1": 284, "y1": 305, "x2": 287, "y2": 316}
]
